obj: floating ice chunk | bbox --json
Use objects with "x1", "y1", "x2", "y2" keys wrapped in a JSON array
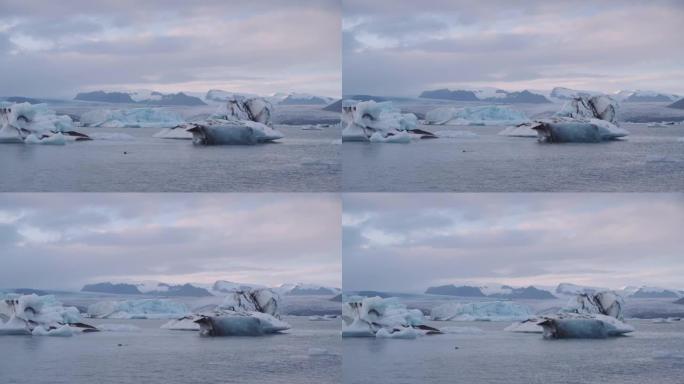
[
  {"x1": 0, "y1": 103, "x2": 90, "y2": 143},
  {"x1": 431, "y1": 301, "x2": 533, "y2": 321},
  {"x1": 80, "y1": 108, "x2": 184, "y2": 128},
  {"x1": 0, "y1": 294, "x2": 95, "y2": 336},
  {"x1": 539, "y1": 314, "x2": 634, "y2": 339},
  {"x1": 308, "y1": 347, "x2": 333, "y2": 356},
  {"x1": 24, "y1": 132, "x2": 66, "y2": 145},
  {"x1": 195, "y1": 311, "x2": 290, "y2": 336},
  {"x1": 342, "y1": 296, "x2": 440, "y2": 338},
  {"x1": 169, "y1": 96, "x2": 283, "y2": 145},
  {"x1": 152, "y1": 126, "x2": 193, "y2": 139},
  {"x1": 88, "y1": 132, "x2": 135, "y2": 141},
  {"x1": 31, "y1": 324, "x2": 73, "y2": 337},
  {"x1": 219, "y1": 289, "x2": 280, "y2": 317},
  {"x1": 369, "y1": 131, "x2": 411, "y2": 143},
  {"x1": 511, "y1": 95, "x2": 628, "y2": 143},
  {"x1": 186, "y1": 120, "x2": 283, "y2": 145},
  {"x1": 425, "y1": 105, "x2": 529, "y2": 126},
  {"x1": 375, "y1": 327, "x2": 423, "y2": 339},
  {"x1": 308, "y1": 315, "x2": 337, "y2": 321},
  {"x1": 342, "y1": 100, "x2": 435, "y2": 142},
  {"x1": 87, "y1": 299, "x2": 189, "y2": 319},
  {"x1": 528, "y1": 291, "x2": 635, "y2": 339}
]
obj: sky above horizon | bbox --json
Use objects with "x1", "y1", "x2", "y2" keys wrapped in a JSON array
[
  {"x1": 0, "y1": 194, "x2": 341, "y2": 291},
  {"x1": 343, "y1": 194, "x2": 684, "y2": 293},
  {"x1": 343, "y1": 0, "x2": 684, "y2": 97},
  {"x1": 0, "y1": 0, "x2": 341, "y2": 98}
]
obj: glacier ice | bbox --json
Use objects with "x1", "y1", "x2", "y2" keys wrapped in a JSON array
[
  {"x1": 430, "y1": 301, "x2": 533, "y2": 321},
  {"x1": 164, "y1": 288, "x2": 290, "y2": 337},
  {"x1": 425, "y1": 105, "x2": 529, "y2": 126},
  {"x1": 507, "y1": 291, "x2": 634, "y2": 339},
  {"x1": 87, "y1": 299, "x2": 189, "y2": 319},
  {"x1": 515, "y1": 95, "x2": 629, "y2": 143},
  {"x1": 0, "y1": 102, "x2": 91, "y2": 144},
  {"x1": 0, "y1": 294, "x2": 97, "y2": 336},
  {"x1": 342, "y1": 296, "x2": 441, "y2": 338},
  {"x1": 341, "y1": 100, "x2": 436, "y2": 142},
  {"x1": 80, "y1": 108, "x2": 184, "y2": 128},
  {"x1": 162, "y1": 96, "x2": 283, "y2": 145}
]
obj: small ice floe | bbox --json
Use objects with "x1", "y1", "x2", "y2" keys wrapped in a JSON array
[
  {"x1": 434, "y1": 130, "x2": 479, "y2": 139},
  {"x1": 507, "y1": 291, "x2": 634, "y2": 339},
  {"x1": 308, "y1": 315, "x2": 338, "y2": 321},
  {"x1": 440, "y1": 326, "x2": 485, "y2": 335},
  {"x1": 505, "y1": 95, "x2": 629, "y2": 142},
  {"x1": 0, "y1": 294, "x2": 98, "y2": 336},
  {"x1": 341, "y1": 100, "x2": 436, "y2": 143},
  {"x1": 156, "y1": 96, "x2": 283, "y2": 145},
  {"x1": 341, "y1": 296, "x2": 441, "y2": 339},
  {"x1": 651, "y1": 317, "x2": 681, "y2": 324},
  {"x1": 425, "y1": 105, "x2": 529, "y2": 126},
  {"x1": 88, "y1": 132, "x2": 136, "y2": 141},
  {"x1": 164, "y1": 288, "x2": 290, "y2": 337},
  {"x1": 80, "y1": 108, "x2": 184, "y2": 128},
  {"x1": 0, "y1": 103, "x2": 91, "y2": 144},
  {"x1": 497, "y1": 125, "x2": 538, "y2": 138},
  {"x1": 87, "y1": 299, "x2": 189, "y2": 319},
  {"x1": 308, "y1": 347, "x2": 334, "y2": 356},
  {"x1": 430, "y1": 301, "x2": 533, "y2": 322}
]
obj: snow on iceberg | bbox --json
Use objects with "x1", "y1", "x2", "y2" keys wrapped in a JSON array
[
  {"x1": 0, "y1": 294, "x2": 97, "y2": 336},
  {"x1": 80, "y1": 108, "x2": 184, "y2": 128},
  {"x1": 159, "y1": 96, "x2": 283, "y2": 145},
  {"x1": 163, "y1": 288, "x2": 290, "y2": 337},
  {"x1": 0, "y1": 103, "x2": 90, "y2": 144},
  {"x1": 512, "y1": 95, "x2": 628, "y2": 142},
  {"x1": 506, "y1": 291, "x2": 634, "y2": 339},
  {"x1": 425, "y1": 105, "x2": 529, "y2": 126},
  {"x1": 430, "y1": 301, "x2": 533, "y2": 321},
  {"x1": 342, "y1": 296, "x2": 441, "y2": 338},
  {"x1": 342, "y1": 100, "x2": 436, "y2": 142},
  {"x1": 87, "y1": 299, "x2": 189, "y2": 319}
]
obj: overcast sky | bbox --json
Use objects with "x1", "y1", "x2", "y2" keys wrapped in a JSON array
[
  {"x1": 0, "y1": 0, "x2": 340, "y2": 98},
  {"x1": 0, "y1": 194, "x2": 340, "y2": 291},
  {"x1": 343, "y1": 0, "x2": 684, "y2": 96},
  {"x1": 343, "y1": 194, "x2": 684, "y2": 293}
]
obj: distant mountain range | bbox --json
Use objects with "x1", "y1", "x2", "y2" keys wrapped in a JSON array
[
  {"x1": 418, "y1": 87, "x2": 680, "y2": 104},
  {"x1": 81, "y1": 280, "x2": 340, "y2": 297},
  {"x1": 423, "y1": 283, "x2": 684, "y2": 300},
  {"x1": 75, "y1": 90, "x2": 206, "y2": 106},
  {"x1": 668, "y1": 98, "x2": 684, "y2": 109},
  {"x1": 425, "y1": 284, "x2": 556, "y2": 299},
  {"x1": 420, "y1": 88, "x2": 551, "y2": 103}
]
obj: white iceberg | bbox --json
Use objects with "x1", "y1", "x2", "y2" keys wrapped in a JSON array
[
  {"x1": 164, "y1": 288, "x2": 290, "y2": 337},
  {"x1": 161, "y1": 96, "x2": 283, "y2": 145},
  {"x1": 507, "y1": 291, "x2": 634, "y2": 339},
  {"x1": 341, "y1": 100, "x2": 436, "y2": 142},
  {"x1": 430, "y1": 301, "x2": 533, "y2": 321},
  {"x1": 87, "y1": 299, "x2": 189, "y2": 319},
  {"x1": 0, "y1": 294, "x2": 97, "y2": 336},
  {"x1": 425, "y1": 105, "x2": 529, "y2": 126},
  {"x1": 0, "y1": 103, "x2": 91, "y2": 144},
  {"x1": 515, "y1": 95, "x2": 628, "y2": 143},
  {"x1": 342, "y1": 296, "x2": 441, "y2": 338},
  {"x1": 80, "y1": 108, "x2": 184, "y2": 128}
]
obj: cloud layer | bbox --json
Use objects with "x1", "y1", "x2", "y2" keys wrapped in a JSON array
[
  {"x1": 0, "y1": 0, "x2": 340, "y2": 98},
  {"x1": 343, "y1": 0, "x2": 684, "y2": 96},
  {"x1": 343, "y1": 194, "x2": 684, "y2": 292},
  {"x1": 0, "y1": 194, "x2": 341, "y2": 290}
]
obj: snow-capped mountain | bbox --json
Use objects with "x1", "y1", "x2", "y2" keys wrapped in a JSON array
[
  {"x1": 278, "y1": 93, "x2": 334, "y2": 105},
  {"x1": 277, "y1": 283, "x2": 341, "y2": 296},
  {"x1": 614, "y1": 90, "x2": 679, "y2": 102},
  {"x1": 202, "y1": 90, "x2": 334, "y2": 106},
  {"x1": 419, "y1": 88, "x2": 550, "y2": 103},
  {"x1": 629, "y1": 286, "x2": 682, "y2": 299},
  {"x1": 204, "y1": 89, "x2": 259, "y2": 102},
  {"x1": 425, "y1": 284, "x2": 556, "y2": 300},
  {"x1": 668, "y1": 98, "x2": 684, "y2": 109},
  {"x1": 81, "y1": 281, "x2": 212, "y2": 297},
  {"x1": 210, "y1": 280, "x2": 266, "y2": 294},
  {"x1": 75, "y1": 90, "x2": 206, "y2": 106}
]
